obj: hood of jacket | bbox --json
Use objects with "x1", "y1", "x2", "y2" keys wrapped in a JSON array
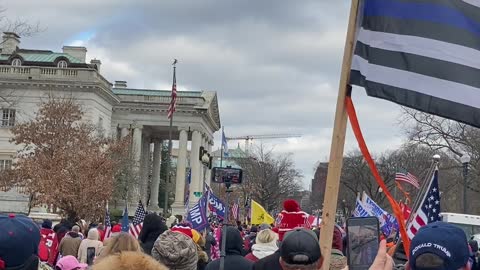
[
  {"x1": 139, "y1": 213, "x2": 168, "y2": 243},
  {"x1": 225, "y1": 226, "x2": 243, "y2": 255},
  {"x1": 87, "y1": 228, "x2": 99, "y2": 240},
  {"x1": 67, "y1": 231, "x2": 80, "y2": 238},
  {"x1": 251, "y1": 241, "x2": 278, "y2": 260}
]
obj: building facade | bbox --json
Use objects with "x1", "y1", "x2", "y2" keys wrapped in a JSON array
[{"x1": 0, "y1": 32, "x2": 221, "y2": 215}]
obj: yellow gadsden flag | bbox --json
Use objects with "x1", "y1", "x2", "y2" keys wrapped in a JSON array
[{"x1": 251, "y1": 200, "x2": 275, "y2": 225}]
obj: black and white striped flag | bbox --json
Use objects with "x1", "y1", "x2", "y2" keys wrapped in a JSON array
[{"x1": 350, "y1": 0, "x2": 480, "y2": 127}]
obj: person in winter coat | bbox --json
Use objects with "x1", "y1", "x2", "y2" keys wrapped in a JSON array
[
  {"x1": 151, "y1": 230, "x2": 198, "y2": 270},
  {"x1": 77, "y1": 228, "x2": 103, "y2": 265},
  {"x1": 59, "y1": 226, "x2": 83, "y2": 257},
  {"x1": 93, "y1": 251, "x2": 168, "y2": 270},
  {"x1": 329, "y1": 225, "x2": 348, "y2": 270},
  {"x1": 192, "y1": 230, "x2": 209, "y2": 270},
  {"x1": 204, "y1": 227, "x2": 217, "y2": 261},
  {"x1": 245, "y1": 229, "x2": 279, "y2": 262},
  {"x1": 38, "y1": 219, "x2": 59, "y2": 266},
  {"x1": 138, "y1": 213, "x2": 168, "y2": 256},
  {"x1": 205, "y1": 226, "x2": 254, "y2": 270},
  {"x1": 243, "y1": 226, "x2": 257, "y2": 253},
  {"x1": 275, "y1": 199, "x2": 309, "y2": 241}
]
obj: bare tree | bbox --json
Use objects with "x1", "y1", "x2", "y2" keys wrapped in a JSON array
[
  {"x1": 0, "y1": 7, "x2": 43, "y2": 39},
  {"x1": 234, "y1": 144, "x2": 302, "y2": 212},
  {"x1": 401, "y1": 108, "x2": 480, "y2": 213}
]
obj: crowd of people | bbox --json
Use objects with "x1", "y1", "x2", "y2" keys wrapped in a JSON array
[{"x1": 0, "y1": 199, "x2": 479, "y2": 270}]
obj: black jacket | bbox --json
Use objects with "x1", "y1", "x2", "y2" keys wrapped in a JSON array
[
  {"x1": 205, "y1": 227, "x2": 253, "y2": 270},
  {"x1": 138, "y1": 213, "x2": 168, "y2": 255},
  {"x1": 252, "y1": 250, "x2": 281, "y2": 270}
]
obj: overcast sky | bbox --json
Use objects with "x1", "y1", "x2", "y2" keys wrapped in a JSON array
[{"x1": 3, "y1": 0, "x2": 406, "y2": 188}]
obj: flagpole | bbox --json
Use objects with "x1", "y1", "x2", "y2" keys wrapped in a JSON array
[
  {"x1": 319, "y1": 0, "x2": 360, "y2": 267},
  {"x1": 164, "y1": 61, "x2": 176, "y2": 216},
  {"x1": 220, "y1": 126, "x2": 224, "y2": 167},
  {"x1": 390, "y1": 157, "x2": 438, "y2": 256}
]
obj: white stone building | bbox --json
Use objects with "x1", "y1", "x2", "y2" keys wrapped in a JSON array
[{"x1": 0, "y1": 32, "x2": 221, "y2": 215}]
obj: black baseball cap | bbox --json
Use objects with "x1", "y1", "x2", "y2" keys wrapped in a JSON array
[{"x1": 280, "y1": 228, "x2": 321, "y2": 265}]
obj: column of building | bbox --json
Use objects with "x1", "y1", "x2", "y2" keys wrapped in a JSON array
[
  {"x1": 140, "y1": 135, "x2": 151, "y2": 205},
  {"x1": 189, "y1": 130, "x2": 202, "y2": 205},
  {"x1": 171, "y1": 128, "x2": 188, "y2": 213},
  {"x1": 131, "y1": 126, "x2": 143, "y2": 206},
  {"x1": 148, "y1": 140, "x2": 162, "y2": 212}
]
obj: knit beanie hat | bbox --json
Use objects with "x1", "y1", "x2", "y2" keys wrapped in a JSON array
[
  {"x1": 152, "y1": 230, "x2": 198, "y2": 270},
  {"x1": 171, "y1": 223, "x2": 194, "y2": 239}
]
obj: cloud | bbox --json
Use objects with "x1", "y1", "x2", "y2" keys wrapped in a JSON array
[{"x1": 1, "y1": 0, "x2": 406, "y2": 188}]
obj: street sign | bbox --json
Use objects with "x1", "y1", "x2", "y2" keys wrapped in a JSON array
[{"x1": 194, "y1": 192, "x2": 203, "y2": 198}]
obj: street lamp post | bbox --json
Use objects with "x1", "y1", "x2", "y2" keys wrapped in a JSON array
[
  {"x1": 200, "y1": 146, "x2": 212, "y2": 190},
  {"x1": 461, "y1": 154, "x2": 471, "y2": 213}
]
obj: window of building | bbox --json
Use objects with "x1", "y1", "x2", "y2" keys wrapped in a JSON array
[
  {"x1": 57, "y1": 60, "x2": 68, "y2": 68},
  {"x1": 1, "y1": 109, "x2": 16, "y2": 127},
  {"x1": 11, "y1": 58, "x2": 22, "y2": 66},
  {"x1": 0, "y1": 160, "x2": 12, "y2": 170}
]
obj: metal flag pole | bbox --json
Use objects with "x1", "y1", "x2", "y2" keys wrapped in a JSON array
[
  {"x1": 219, "y1": 177, "x2": 232, "y2": 270},
  {"x1": 220, "y1": 126, "x2": 224, "y2": 167},
  {"x1": 164, "y1": 60, "x2": 177, "y2": 216},
  {"x1": 391, "y1": 155, "x2": 439, "y2": 260}
]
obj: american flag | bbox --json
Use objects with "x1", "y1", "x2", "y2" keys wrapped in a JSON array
[
  {"x1": 129, "y1": 200, "x2": 146, "y2": 238},
  {"x1": 104, "y1": 204, "x2": 112, "y2": 239},
  {"x1": 395, "y1": 171, "x2": 420, "y2": 189},
  {"x1": 167, "y1": 63, "x2": 177, "y2": 119},
  {"x1": 407, "y1": 169, "x2": 441, "y2": 239},
  {"x1": 232, "y1": 199, "x2": 239, "y2": 221}
]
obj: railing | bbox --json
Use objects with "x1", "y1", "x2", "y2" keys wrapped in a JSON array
[{"x1": 0, "y1": 66, "x2": 110, "y2": 89}]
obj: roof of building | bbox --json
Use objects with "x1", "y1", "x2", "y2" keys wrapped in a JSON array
[
  {"x1": 211, "y1": 144, "x2": 248, "y2": 168},
  {"x1": 112, "y1": 87, "x2": 203, "y2": 97},
  {"x1": 212, "y1": 144, "x2": 248, "y2": 159},
  {"x1": 0, "y1": 49, "x2": 83, "y2": 63}
]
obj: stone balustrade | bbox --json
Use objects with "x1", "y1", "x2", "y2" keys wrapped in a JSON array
[{"x1": 0, "y1": 65, "x2": 112, "y2": 90}]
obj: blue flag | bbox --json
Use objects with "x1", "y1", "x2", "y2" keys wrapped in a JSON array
[
  {"x1": 207, "y1": 191, "x2": 226, "y2": 218},
  {"x1": 121, "y1": 205, "x2": 129, "y2": 232},
  {"x1": 362, "y1": 193, "x2": 398, "y2": 237},
  {"x1": 186, "y1": 193, "x2": 209, "y2": 231},
  {"x1": 222, "y1": 127, "x2": 229, "y2": 157}
]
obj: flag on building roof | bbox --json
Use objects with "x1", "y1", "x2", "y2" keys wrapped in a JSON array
[
  {"x1": 395, "y1": 171, "x2": 420, "y2": 189},
  {"x1": 350, "y1": 0, "x2": 480, "y2": 128},
  {"x1": 222, "y1": 127, "x2": 229, "y2": 157},
  {"x1": 129, "y1": 200, "x2": 146, "y2": 238},
  {"x1": 104, "y1": 204, "x2": 112, "y2": 239},
  {"x1": 407, "y1": 169, "x2": 441, "y2": 239},
  {"x1": 167, "y1": 62, "x2": 177, "y2": 119}
]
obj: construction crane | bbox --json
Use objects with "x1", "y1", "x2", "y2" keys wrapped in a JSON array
[{"x1": 225, "y1": 134, "x2": 302, "y2": 153}]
